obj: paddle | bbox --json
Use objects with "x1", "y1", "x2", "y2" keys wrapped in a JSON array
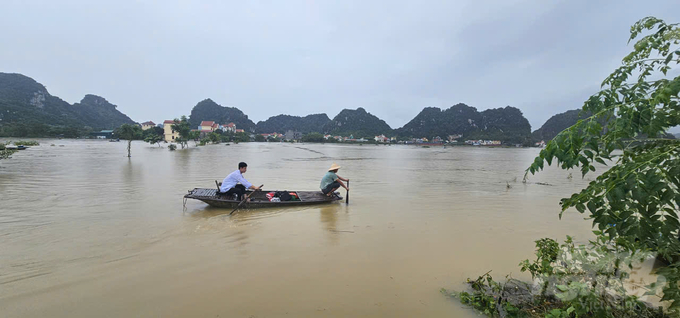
[
  {"x1": 346, "y1": 180, "x2": 349, "y2": 204},
  {"x1": 229, "y1": 184, "x2": 264, "y2": 215}
]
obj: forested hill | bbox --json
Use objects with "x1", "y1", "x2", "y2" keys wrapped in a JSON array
[
  {"x1": 72, "y1": 94, "x2": 136, "y2": 130},
  {"x1": 188, "y1": 98, "x2": 256, "y2": 132},
  {"x1": 323, "y1": 108, "x2": 393, "y2": 137},
  {"x1": 531, "y1": 109, "x2": 591, "y2": 142},
  {"x1": 532, "y1": 108, "x2": 677, "y2": 142},
  {"x1": 396, "y1": 103, "x2": 532, "y2": 144},
  {"x1": 0, "y1": 73, "x2": 135, "y2": 137},
  {"x1": 256, "y1": 113, "x2": 330, "y2": 133}
]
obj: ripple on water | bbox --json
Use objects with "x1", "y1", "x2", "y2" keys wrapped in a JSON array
[{"x1": 0, "y1": 141, "x2": 599, "y2": 318}]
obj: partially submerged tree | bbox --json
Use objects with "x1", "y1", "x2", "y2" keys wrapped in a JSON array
[
  {"x1": 526, "y1": 17, "x2": 680, "y2": 312},
  {"x1": 144, "y1": 134, "x2": 163, "y2": 147},
  {"x1": 171, "y1": 116, "x2": 191, "y2": 149},
  {"x1": 234, "y1": 131, "x2": 250, "y2": 143},
  {"x1": 117, "y1": 124, "x2": 142, "y2": 157},
  {"x1": 208, "y1": 132, "x2": 220, "y2": 144},
  {"x1": 218, "y1": 130, "x2": 235, "y2": 143},
  {"x1": 142, "y1": 126, "x2": 164, "y2": 139},
  {"x1": 301, "y1": 132, "x2": 325, "y2": 143},
  {"x1": 189, "y1": 130, "x2": 200, "y2": 147}
]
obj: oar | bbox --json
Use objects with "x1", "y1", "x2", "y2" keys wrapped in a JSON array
[
  {"x1": 229, "y1": 184, "x2": 264, "y2": 215},
  {"x1": 346, "y1": 180, "x2": 350, "y2": 204}
]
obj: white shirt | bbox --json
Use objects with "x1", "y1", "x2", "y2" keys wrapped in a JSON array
[{"x1": 220, "y1": 169, "x2": 252, "y2": 192}]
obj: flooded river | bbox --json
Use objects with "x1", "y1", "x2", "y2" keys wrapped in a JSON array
[{"x1": 0, "y1": 140, "x2": 597, "y2": 317}]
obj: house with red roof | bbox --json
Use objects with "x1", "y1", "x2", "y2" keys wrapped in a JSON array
[
  {"x1": 221, "y1": 122, "x2": 236, "y2": 133},
  {"x1": 199, "y1": 121, "x2": 218, "y2": 132},
  {"x1": 374, "y1": 134, "x2": 389, "y2": 143},
  {"x1": 141, "y1": 121, "x2": 156, "y2": 130}
]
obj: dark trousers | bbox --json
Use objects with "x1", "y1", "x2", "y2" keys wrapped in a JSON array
[
  {"x1": 225, "y1": 184, "x2": 246, "y2": 200},
  {"x1": 322, "y1": 181, "x2": 341, "y2": 194}
]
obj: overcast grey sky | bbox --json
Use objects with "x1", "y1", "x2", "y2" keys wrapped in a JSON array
[{"x1": 1, "y1": 0, "x2": 678, "y2": 131}]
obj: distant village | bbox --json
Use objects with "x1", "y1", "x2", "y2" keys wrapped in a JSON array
[
  {"x1": 158, "y1": 120, "x2": 246, "y2": 142},
  {"x1": 93, "y1": 120, "x2": 546, "y2": 147},
  {"x1": 325, "y1": 134, "x2": 509, "y2": 146}
]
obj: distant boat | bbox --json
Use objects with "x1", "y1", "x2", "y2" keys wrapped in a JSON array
[
  {"x1": 5, "y1": 145, "x2": 28, "y2": 150},
  {"x1": 109, "y1": 138, "x2": 120, "y2": 142}
]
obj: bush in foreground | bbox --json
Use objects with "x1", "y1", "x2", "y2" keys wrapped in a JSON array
[{"x1": 449, "y1": 16, "x2": 680, "y2": 317}]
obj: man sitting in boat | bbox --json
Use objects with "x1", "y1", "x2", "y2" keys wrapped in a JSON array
[
  {"x1": 220, "y1": 162, "x2": 261, "y2": 200},
  {"x1": 320, "y1": 163, "x2": 349, "y2": 197}
]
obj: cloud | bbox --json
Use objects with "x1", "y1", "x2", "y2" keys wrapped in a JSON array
[{"x1": 0, "y1": 0, "x2": 678, "y2": 130}]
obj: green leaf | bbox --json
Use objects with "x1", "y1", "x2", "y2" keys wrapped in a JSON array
[
  {"x1": 584, "y1": 149, "x2": 594, "y2": 159},
  {"x1": 665, "y1": 53, "x2": 674, "y2": 64},
  {"x1": 576, "y1": 203, "x2": 586, "y2": 213}
]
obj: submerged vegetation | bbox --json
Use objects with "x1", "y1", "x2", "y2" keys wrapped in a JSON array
[
  {"x1": 450, "y1": 17, "x2": 680, "y2": 317},
  {"x1": 12, "y1": 140, "x2": 40, "y2": 146},
  {"x1": 0, "y1": 140, "x2": 38, "y2": 160},
  {"x1": 0, "y1": 142, "x2": 17, "y2": 160},
  {"x1": 117, "y1": 124, "x2": 142, "y2": 157},
  {"x1": 144, "y1": 133, "x2": 163, "y2": 147},
  {"x1": 171, "y1": 116, "x2": 191, "y2": 149},
  {"x1": 444, "y1": 237, "x2": 667, "y2": 317}
]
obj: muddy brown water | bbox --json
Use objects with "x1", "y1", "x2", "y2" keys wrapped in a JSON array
[{"x1": 0, "y1": 140, "x2": 599, "y2": 317}]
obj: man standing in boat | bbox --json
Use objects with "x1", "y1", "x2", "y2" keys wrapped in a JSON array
[
  {"x1": 220, "y1": 162, "x2": 260, "y2": 200},
  {"x1": 320, "y1": 163, "x2": 349, "y2": 197}
]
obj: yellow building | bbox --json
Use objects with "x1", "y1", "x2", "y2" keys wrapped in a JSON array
[
  {"x1": 141, "y1": 121, "x2": 155, "y2": 130},
  {"x1": 163, "y1": 120, "x2": 179, "y2": 142}
]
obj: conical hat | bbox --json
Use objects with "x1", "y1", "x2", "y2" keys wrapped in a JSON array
[{"x1": 328, "y1": 163, "x2": 341, "y2": 171}]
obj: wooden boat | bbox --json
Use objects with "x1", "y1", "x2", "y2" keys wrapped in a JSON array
[{"x1": 184, "y1": 188, "x2": 342, "y2": 208}]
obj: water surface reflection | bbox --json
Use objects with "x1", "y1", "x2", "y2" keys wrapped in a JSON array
[{"x1": 0, "y1": 140, "x2": 599, "y2": 317}]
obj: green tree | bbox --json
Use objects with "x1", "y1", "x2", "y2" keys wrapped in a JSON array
[
  {"x1": 208, "y1": 132, "x2": 221, "y2": 144},
  {"x1": 142, "y1": 126, "x2": 164, "y2": 147},
  {"x1": 255, "y1": 134, "x2": 265, "y2": 142},
  {"x1": 117, "y1": 124, "x2": 142, "y2": 157},
  {"x1": 234, "y1": 132, "x2": 250, "y2": 143},
  {"x1": 526, "y1": 17, "x2": 680, "y2": 312},
  {"x1": 142, "y1": 126, "x2": 164, "y2": 139},
  {"x1": 219, "y1": 131, "x2": 235, "y2": 142},
  {"x1": 144, "y1": 134, "x2": 164, "y2": 147},
  {"x1": 189, "y1": 130, "x2": 200, "y2": 147},
  {"x1": 301, "y1": 132, "x2": 325, "y2": 143},
  {"x1": 171, "y1": 116, "x2": 191, "y2": 149}
]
